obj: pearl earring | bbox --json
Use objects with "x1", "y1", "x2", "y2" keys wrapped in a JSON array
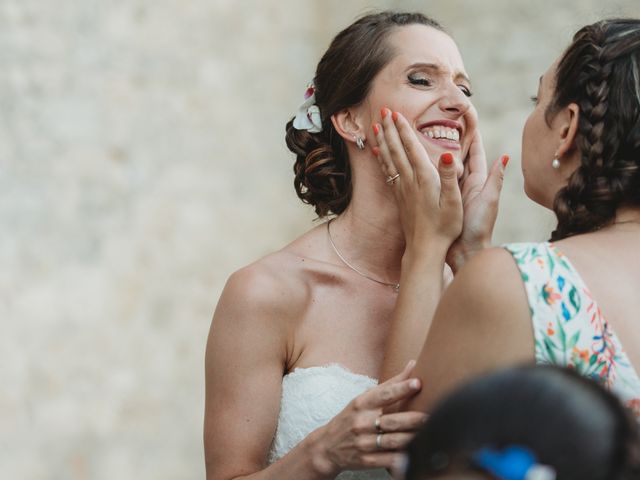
[
  {"x1": 355, "y1": 136, "x2": 365, "y2": 150},
  {"x1": 551, "y1": 158, "x2": 560, "y2": 169}
]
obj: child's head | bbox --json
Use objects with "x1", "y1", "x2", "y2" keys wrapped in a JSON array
[{"x1": 405, "y1": 365, "x2": 640, "y2": 480}]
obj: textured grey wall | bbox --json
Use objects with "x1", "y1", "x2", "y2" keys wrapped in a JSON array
[{"x1": 3, "y1": 1, "x2": 639, "y2": 479}]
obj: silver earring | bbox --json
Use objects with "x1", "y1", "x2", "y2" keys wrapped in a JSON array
[
  {"x1": 551, "y1": 158, "x2": 560, "y2": 169},
  {"x1": 355, "y1": 136, "x2": 365, "y2": 150}
]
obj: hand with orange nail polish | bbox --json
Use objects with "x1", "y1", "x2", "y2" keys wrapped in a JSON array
[{"x1": 445, "y1": 130, "x2": 508, "y2": 273}]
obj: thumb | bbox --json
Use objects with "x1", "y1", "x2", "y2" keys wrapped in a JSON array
[
  {"x1": 482, "y1": 154, "x2": 509, "y2": 203},
  {"x1": 438, "y1": 152, "x2": 462, "y2": 208}
]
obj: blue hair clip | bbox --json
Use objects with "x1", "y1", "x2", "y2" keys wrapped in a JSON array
[{"x1": 472, "y1": 446, "x2": 556, "y2": 480}]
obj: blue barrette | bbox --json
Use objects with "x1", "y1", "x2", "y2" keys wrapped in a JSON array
[{"x1": 472, "y1": 446, "x2": 556, "y2": 480}]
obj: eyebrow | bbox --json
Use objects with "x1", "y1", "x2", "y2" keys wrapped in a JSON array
[{"x1": 407, "y1": 62, "x2": 472, "y2": 86}]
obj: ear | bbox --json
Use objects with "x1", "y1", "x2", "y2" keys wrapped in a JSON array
[
  {"x1": 330, "y1": 108, "x2": 366, "y2": 146},
  {"x1": 555, "y1": 102, "x2": 580, "y2": 158}
]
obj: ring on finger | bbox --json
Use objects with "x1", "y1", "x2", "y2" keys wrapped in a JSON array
[
  {"x1": 376, "y1": 433, "x2": 384, "y2": 450},
  {"x1": 386, "y1": 173, "x2": 400, "y2": 185},
  {"x1": 374, "y1": 416, "x2": 384, "y2": 434}
]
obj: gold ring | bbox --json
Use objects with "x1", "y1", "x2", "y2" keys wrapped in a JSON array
[{"x1": 386, "y1": 173, "x2": 400, "y2": 185}]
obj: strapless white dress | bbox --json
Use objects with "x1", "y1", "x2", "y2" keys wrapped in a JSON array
[{"x1": 267, "y1": 364, "x2": 392, "y2": 480}]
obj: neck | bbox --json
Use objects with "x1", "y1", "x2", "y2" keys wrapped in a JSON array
[
  {"x1": 613, "y1": 206, "x2": 640, "y2": 225},
  {"x1": 328, "y1": 166, "x2": 405, "y2": 284}
]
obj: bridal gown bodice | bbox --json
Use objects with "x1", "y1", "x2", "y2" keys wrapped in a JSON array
[{"x1": 267, "y1": 364, "x2": 392, "y2": 479}]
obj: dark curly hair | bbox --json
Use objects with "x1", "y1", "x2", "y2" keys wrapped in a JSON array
[
  {"x1": 285, "y1": 11, "x2": 443, "y2": 217},
  {"x1": 405, "y1": 365, "x2": 640, "y2": 480},
  {"x1": 548, "y1": 19, "x2": 640, "y2": 241}
]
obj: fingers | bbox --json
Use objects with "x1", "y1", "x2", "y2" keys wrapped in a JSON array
[
  {"x1": 466, "y1": 129, "x2": 487, "y2": 176},
  {"x1": 357, "y1": 432, "x2": 415, "y2": 453},
  {"x1": 380, "y1": 359, "x2": 416, "y2": 385},
  {"x1": 376, "y1": 108, "x2": 413, "y2": 181},
  {"x1": 357, "y1": 452, "x2": 407, "y2": 470},
  {"x1": 481, "y1": 154, "x2": 509, "y2": 205},
  {"x1": 376, "y1": 411, "x2": 428, "y2": 433},
  {"x1": 392, "y1": 112, "x2": 435, "y2": 180},
  {"x1": 354, "y1": 375, "x2": 421, "y2": 411},
  {"x1": 438, "y1": 152, "x2": 462, "y2": 211}
]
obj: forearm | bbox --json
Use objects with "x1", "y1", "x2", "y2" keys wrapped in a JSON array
[
  {"x1": 379, "y1": 242, "x2": 448, "y2": 382},
  {"x1": 209, "y1": 429, "x2": 334, "y2": 480}
]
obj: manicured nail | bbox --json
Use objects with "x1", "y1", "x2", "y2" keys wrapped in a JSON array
[
  {"x1": 373, "y1": 123, "x2": 380, "y2": 135},
  {"x1": 372, "y1": 146, "x2": 380, "y2": 156},
  {"x1": 381, "y1": 107, "x2": 388, "y2": 119},
  {"x1": 441, "y1": 152, "x2": 454, "y2": 165},
  {"x1": 392, "y1": 111, "x2": 399, "y2": 123},
  {"x1": 501, "y1": 154, "x2": 510, "y2": 167},
  {"x1": 410, "y1": 379, "x2": 420, "y2": 389}
]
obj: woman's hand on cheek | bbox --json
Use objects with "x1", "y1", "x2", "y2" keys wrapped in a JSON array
[
  {"x1": 446, "y1": 130, "x2": 509, "y2": 273},
  {"x1": 372, "y1": 108, "x2": 463, "y2": 255}
]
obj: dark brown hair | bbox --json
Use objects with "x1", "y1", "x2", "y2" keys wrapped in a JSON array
[
  {"x1": 548, "y1": 19, "x2": 640, "y2": 240},
  {"x1": 405, "y1": 365, "x2": 640, "y2": 480},
  {"x1": 285, "y1": 11, "x2": 443, "y2": 217}
]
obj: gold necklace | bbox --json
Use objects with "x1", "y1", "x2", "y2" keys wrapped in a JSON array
[{"x1": 326, "y1": 219, "x2": 400, "y2": 292}]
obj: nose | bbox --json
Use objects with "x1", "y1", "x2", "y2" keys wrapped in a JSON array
[{"x1": 438, "y1": 84, "x2": 472, "y2": 116}]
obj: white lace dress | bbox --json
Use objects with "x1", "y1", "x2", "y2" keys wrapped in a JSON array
[{"x1": 267, "y1": 364, "x2": 392, "y2": 479}]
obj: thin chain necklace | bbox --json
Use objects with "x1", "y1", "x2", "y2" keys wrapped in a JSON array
[{"x1": 326, "y1": 219, "x2": 400, "y2": 292}]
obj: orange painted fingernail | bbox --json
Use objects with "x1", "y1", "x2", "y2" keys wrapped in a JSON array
[
  {"x1": 501, "y1": 154, "x2": 510, "y2": 167},
  {"x1": 373, "y1": 123, "x2": 380, "y2": 135},
  {"x1": 372, "y1": 146, "x2": 380, "y2": 156},
  {"x1": 381, "y1": 107, "x2": 388, "y2": 119},
  {"x1": 441, "y1": 152, "x2": 454, "y2": 165},
  {"x1": 392, "y1": 111, "x2": 398, "y2": 123}
]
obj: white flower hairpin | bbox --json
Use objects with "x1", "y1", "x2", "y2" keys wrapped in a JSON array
[{"x1": 292, "y1": 83, "x2": 323, "y2": 133}]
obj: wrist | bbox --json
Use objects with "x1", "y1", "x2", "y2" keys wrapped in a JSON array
[
  {"x1": 448, "y1": 239, "x2": 491, "y2": 274},
  {"x1": 304, "y1": 427, "x2": 338, "y2": 479},
  {"x1": 402, "y1": 239, "x2": 449, "y2": 269}
]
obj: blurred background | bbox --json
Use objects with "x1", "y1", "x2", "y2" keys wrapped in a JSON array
[{"x1": 2, "y1": 0, "x2": 639, "y2": 478}]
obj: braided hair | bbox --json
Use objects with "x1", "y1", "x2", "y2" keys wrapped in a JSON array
[{"x1": 549, "y1": 19, "x2": 640, "y2": 240}]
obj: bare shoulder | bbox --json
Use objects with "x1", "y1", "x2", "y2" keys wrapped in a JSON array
[
  {"x1": 408, "y1": 247, "x2": 535, "y2": 412},
  {"x1": 216, "y1": 249, "x2": 313, "y2": 330}
]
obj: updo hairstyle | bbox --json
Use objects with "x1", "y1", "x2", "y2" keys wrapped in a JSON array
[{"x1": 285, "y1": 11, "x2": 443, "y2": 217}]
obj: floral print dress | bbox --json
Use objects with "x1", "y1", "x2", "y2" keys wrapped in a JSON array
[{"x1": 504, "y1": 242, "x2": 640, "y2": 417}]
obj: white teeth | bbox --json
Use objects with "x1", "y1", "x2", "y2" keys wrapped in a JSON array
[{"x1": 420, "y1": 125, "x2": 460, "y2": 142}]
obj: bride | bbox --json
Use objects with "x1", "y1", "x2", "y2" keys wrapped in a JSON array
[{"x1": 204, "y1": 11, "x2": 504, "y2": 480}]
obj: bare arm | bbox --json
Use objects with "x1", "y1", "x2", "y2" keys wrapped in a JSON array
[
  {"x1": 406, "y1": 248, "x2": 536, "y2": 412},
  {"x1": 204, "y1": 267, "x2": 321, "y2": 480}
]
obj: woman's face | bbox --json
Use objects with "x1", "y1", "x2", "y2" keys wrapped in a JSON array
[
  {"x1": 521, "y1": 58, "x2": 569, "y2": 208},
  {"x1": 364, "y1": 25, "x2": 477, "y2": 178}
]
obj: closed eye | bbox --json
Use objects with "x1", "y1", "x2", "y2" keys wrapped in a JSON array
[
  {"x1": 459, "y1": 85, "x2": 473, "y2": 97},
  {"x1": 408, "y1": 75, "x2": 432, "y2": 87}
]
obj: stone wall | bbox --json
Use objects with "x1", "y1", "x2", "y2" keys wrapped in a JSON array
[{"x1": 2, "y1": 0, "x2": 638, "y2": 478}]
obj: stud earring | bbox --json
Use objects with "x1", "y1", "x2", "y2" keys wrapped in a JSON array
[
  {"x1": 355, "y1": 136, "x2": 365, "y2": 150},
  {"x1": 551, "y1": 158, "x2": 560, "y2": 169}
]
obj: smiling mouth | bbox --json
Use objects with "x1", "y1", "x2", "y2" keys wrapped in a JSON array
[{"x1": 417, "y1": 122, "x2": 463, "y2": 150}]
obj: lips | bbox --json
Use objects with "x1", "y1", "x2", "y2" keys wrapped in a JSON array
[{"x1": 417, "y1": 120, "x2": 464, "y2": 150}]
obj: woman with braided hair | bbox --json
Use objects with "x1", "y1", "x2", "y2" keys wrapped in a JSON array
[{"x1": 374, "y1": 17, "x2": 640, "y2": 429}]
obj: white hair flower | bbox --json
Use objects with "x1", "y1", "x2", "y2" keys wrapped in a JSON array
[{"x1": 293, "y1": 84, "x2": 323, "y2": 133}]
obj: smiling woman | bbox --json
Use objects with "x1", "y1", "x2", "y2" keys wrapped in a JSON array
[{"x1": 204, "y1": 10, "x2": 505, "y2": 480}]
